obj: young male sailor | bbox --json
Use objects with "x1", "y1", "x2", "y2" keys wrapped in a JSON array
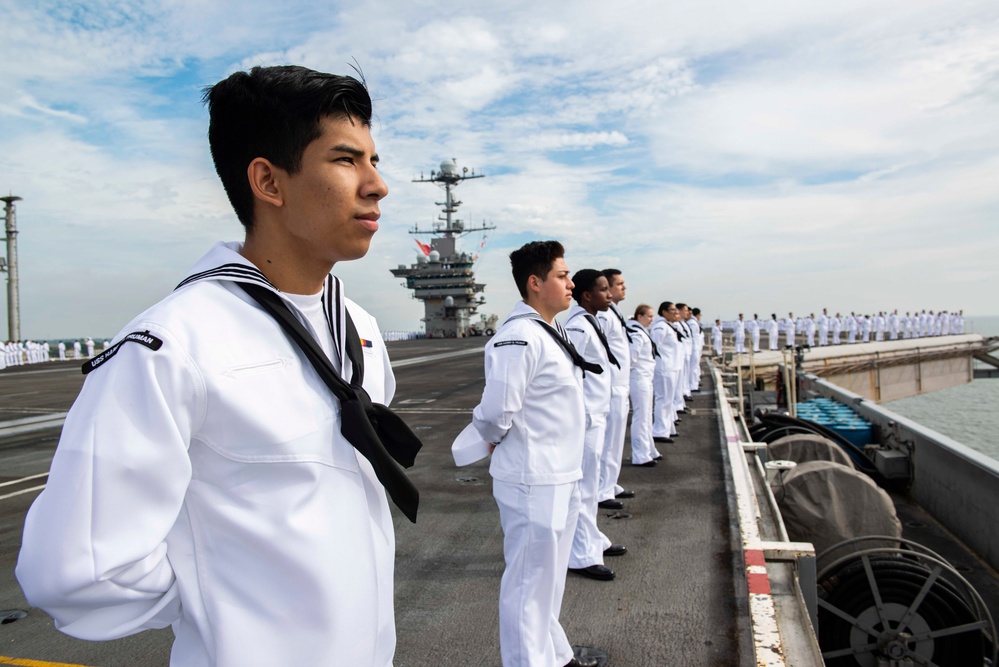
[
  {"x1": 748, "y1": 313, "x2": 761, "y2": 353},
  {"x1": 17, "y1": 66, "x2": 420, "y2": 667},
  {"x1": 627, "y1": 304, "x2": 659, "y2": 466},
  {"x1": 712, "y1": 318, "x2": 724, "y2": 356},
  {"x1": 596, "y1": 269, "x2": 635, "y2": 510},
  {"x1": 471, "y1": 241, "x2": 599, "y2": 667},
  {"x1": 564, "y1": 269, "x2": 627, "y2": 582}
]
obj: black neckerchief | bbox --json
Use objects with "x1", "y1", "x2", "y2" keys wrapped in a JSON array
[
  {"x1": 608, "y1": 303, "x2": 634, "y2": 341},
  {"x1": 627, "y1": 321, "x2": 660, "y2": 358},
  {"x1": 580, "y1": 312, "x2": 620, "y2": 369},
  {"x1": 238, "y1": 280, "x2": 422, "y2": 523},
  {"x1": 507, "y1": 312, "x2": 603, "y2": 375}
]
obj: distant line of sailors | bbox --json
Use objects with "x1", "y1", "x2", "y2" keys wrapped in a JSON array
[
  {"x1": 710, "y1": 309, "x2": 967, "y2": 354},
  {"x1": 1, "y1": 337, "x2": 110, "y2": 370}
]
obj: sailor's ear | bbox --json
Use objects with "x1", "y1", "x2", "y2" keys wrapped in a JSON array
[
  {"x1": 247, "y1": 158, "x2": 285, "y2": 208},
  {"x1": 526, "y1": 274, "x2": 543, "y2": 295}
]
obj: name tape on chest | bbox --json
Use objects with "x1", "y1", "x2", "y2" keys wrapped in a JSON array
[
  {"x1": 82, "y1": 331, "x2": 164, "y2": 375},
  {"x1": 494, "y1": 340, "x2": 528, "y2": 348}
]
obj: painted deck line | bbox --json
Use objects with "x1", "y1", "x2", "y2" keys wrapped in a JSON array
[
  {"x1": 0, "y1": 473, "x2": 48, "y2": 489},
  {"x1": 389, "y1": 345, "x2": 485, "y2": 368},
  {"x1": 0, "y1": 657, "x2": 95, "y2": 667},
  {"x1": 0, "y1": 485, "x2": 46, "y2": 502}
]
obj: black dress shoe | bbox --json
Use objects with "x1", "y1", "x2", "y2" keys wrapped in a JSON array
[
  {"x1": 653, "y1": 436, "x2": 674, "y2": 443},
  {"x1": 653, "y1": 455, "x2": 663, "y2": 461},
  {"x1": 565, "y1": 656, "x2": 599, "y2": 667},
  {"x1": 597, "y1": 499, "x2": 624, "y2": 510},
  {"x1": 633, "y1": 460, "x2": 657, "y2": 467},
  {"x1": 604, "y1": 544, "x2": 627, "y2": 557},
  {"x1": 615, "y1": 489, "x2": 635, "y2": 499},
  {"x1": 675, "y1": 417, "x2": 682, "y2": 423},
  {"x1": 569, "y1": 564, "x2": 615, "y2": 581}
]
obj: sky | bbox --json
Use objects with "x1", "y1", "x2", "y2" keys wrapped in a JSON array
[{"x1": 1, "y1": 0, "x2": 997, "y2": 339}]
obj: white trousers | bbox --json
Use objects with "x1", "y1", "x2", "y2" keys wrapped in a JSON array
[
  {"x1": 629, "y1": 375, "x2": 657, "y2": 464},
  {"x1": 599, "y1": 387, "x2": 629, "y2": 502},
  {"x1": 652, "y1": 369, "x2": 677, "y2": 438},
  {"x1": 751, "y1": 330, "x2": 760, "y2": 352},
  {"x1": 671, "y1": 367, "x2": 686, "y2": 412},
  {"x1": 688, "y1": 350, "x2": 701, "y2": 390},
  {"x1": 819, "y1": 328, "x2": 828, "y2": 346},
  {"x1": 769, "y1": 331, "x2": 779, "y2": 350},
  {"x1": 494, "y1": 480, "x2": 579, "y2": 667},
  {"x1": 734, "y1": 332, "x2": 745, "y2": 353},
  {"x1": 570, "y1": 413, "x2": 611, "y2": 569}
]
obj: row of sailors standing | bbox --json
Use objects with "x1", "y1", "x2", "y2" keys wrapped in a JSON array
[
  {"x1": 471, "y1": 243, "x2": 706, "y2": 666},
  {"x1": 1, "y1": 338, "x2": 106, "y2": 370},
  {"x1": 712, "y1": 309, "x2": 967, "y2": 354}
]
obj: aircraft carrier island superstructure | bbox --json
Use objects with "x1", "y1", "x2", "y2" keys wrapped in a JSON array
[{"x1": 391, "y1": 159, "x2": 495, "y2": 338}]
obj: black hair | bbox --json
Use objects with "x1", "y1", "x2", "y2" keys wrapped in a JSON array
[
  {"x1": 658, "y1": 301, "x2": 674, "y2": 317},
  {"x1": 676, "y1": 302, "x2": 687, "y2": 310},
  {"x1": 602, "y1": 268, "x2": 622, "y2": 284},
  {"x1": 202, "y1": 65, "x2": 373, "y2": 229},
  {"x1": 692, "y1": 308, "x2": 700, "y2": 316},
  {"x1": 510, "y1": 240, "x2": 565, "y2": 298},
  {"x1": 571, "y1": 269, "x2": 604, "y2": 303}
]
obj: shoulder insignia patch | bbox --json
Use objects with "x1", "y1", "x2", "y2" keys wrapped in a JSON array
[
  {"x1": 494, "y1": 340, "x2": 528, "y2": 348},
  {"x1": 82, "y1": 330, "x2": 164, "y2": 375},
  {"x1": 359, "y1": 338, "x2": 374, "y2": 348}
]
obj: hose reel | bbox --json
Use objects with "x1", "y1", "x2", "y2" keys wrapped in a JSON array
[{"x1": 816, "y1": 536, "x2": 996, "y2": 666}]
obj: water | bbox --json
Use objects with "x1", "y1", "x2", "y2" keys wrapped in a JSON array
[{"x1": 885, "y1": 315, "x2": 999, "y2": 463}]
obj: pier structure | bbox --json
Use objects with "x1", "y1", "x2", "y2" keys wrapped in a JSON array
[
  {"x1": 1, "y1": 195, "x2": 22, "y2": 342},
  {"x1": 722, "y1": 334, "x2": 996, "y2": 402},
  {"x1": 390, "y1": 159, "x2": 495, "y2": 338}
]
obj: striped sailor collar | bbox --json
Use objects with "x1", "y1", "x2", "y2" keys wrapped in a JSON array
[
  {"x1": 174, "y1": 241, "x2": 351, "y2": 377},
  {"x1": 504, "y1": 301, "x2": 572, "y2": 340}
]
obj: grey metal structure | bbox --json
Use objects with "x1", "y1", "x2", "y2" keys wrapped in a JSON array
[
  {"x1": 390, "y1": 160, "x2": 495, "y2": 338},
  {"x1": 1, "y1": 195, "x2": 22, "y2": 342}
]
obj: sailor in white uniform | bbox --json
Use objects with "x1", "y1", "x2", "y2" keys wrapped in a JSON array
[
  {"x1": 874, "y1": 313, "x2": 886, "y2": 341},
  {"x1": 818, "y1": 309, "x2": 829, "y2": 346},
  {"x1": 782, "y1": 313, "x2": 796, "y2": 348},
  {"x1": 627, "y1": 305, "x2": 658, "y2": 466},
  {"x1": 748, "y1": 314, "x2": 761, "y2": 353},
  {"x1": 832, "y1": 313, "x2": 843, "y2": 345},
  {"x1": 596, "y1": 269, "x2": 634, "y2": 509},
  {"x1": 733, "y1": 314, "x2": 746, "y2": 354},
  {"x1": 861, "y1": 315, "x2": 872, "y2": 342},
  {"x1": 57, "y1": 341, "x2": 66, "y2": 360},
  {"x1": 17, "y1": 65, "x2": 416, "y2": 667},
  {"x1": 687, "y1": 307, "x2": 704, "y2": 390},
  {"x1": 804, "y1": 314, "x2": 816, "y2": 347},
  {"x1": 473, "y1": 241, "x2": 599, "y2": 667},
  {"x1": 564, "y1": 269, "x2": 626, "y2": 584},
  {"x1": 652, "y1": 304, "x2": 681, "y2": 442},
  {"x1": 889, "y1": 310, "x2": 899, "y2": 340},
  {"x1": 711, "y1": 319, "x2": 724, "y2": 356},
  {"x1": 767, "y1": 314, "x2": 780, "y2": 351}
]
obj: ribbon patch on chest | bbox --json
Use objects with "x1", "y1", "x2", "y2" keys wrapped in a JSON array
[{"x1": 82, "y1": 331, "x2": 164, "y2": 375}]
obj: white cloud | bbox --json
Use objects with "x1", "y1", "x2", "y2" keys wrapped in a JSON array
[{"x1": 2, "y1": 0, "x2": 998, "y2": 339}]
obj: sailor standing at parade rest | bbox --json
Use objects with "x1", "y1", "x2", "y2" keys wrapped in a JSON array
[
  {"x1": 805, "y1": 314, "x2": 816, "y2": 347},
  {"x1": 818, "y1": 309, "x2": 829, "y2": 346},
  {"x1": 17, "y1": 66, "x2": 419, "y2": 667},
  {"x1": 889, "y1": 310, "x2": 900, "y2": 340},
  {"x1": 596, "y1": 269, "x2": 635, "y2": 509},
  {"x1": 861, "y1": 314, "x2": 872, "y2": 342},
  {"x1": 628, "y1": 305, "x2": 660, "y2": 466},
  {"x1": 767, "y1": 314, "x2": 780, "y2": 351},
  {"x1": 832, "y1": 313, "x2": 843, "y2": 345},
  {"x1": 564, "y1": 269, "x2": 627, "y2": 582},
  {"x1": 782, "y1": 313, "x2": 796, "y2": 348},
  {"x1": 472, "y1": 241, "x2": 600, "y2": 667},
  {"x1": 670, "y1": 309, "x2": 692, "y2": 415},
  {"x1": 57, "y1": 340, "x2": 66, "y2": 360},
  {"x1": 687, "y1": 307, "x2": 705, "y2": 390},
  {"x1": 748, "y1": 313, "x2": 761, "y2": 353},
  {"x1": 652, "y1": 303, "x2": 682, "y2": 442},
  {"x1": 733, "y1": 314, "x2": 746, "y2": 354},
  {"x1": 712, "y1": 318, "x2": 724, "y2": 356},
  {"x1": 848, "y1": 312, "x2": 859, "y2": 344}
]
